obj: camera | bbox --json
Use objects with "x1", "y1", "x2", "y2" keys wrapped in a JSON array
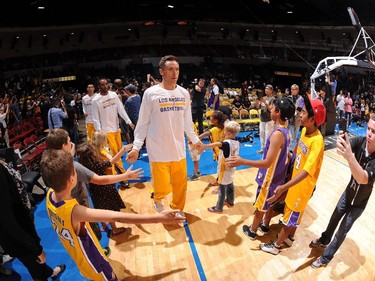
[
  {"x1": 256, "y1": 90, "x2": 264, "y2": 99},
  {"x1": 339, "y1": 118, "x2": 347, "y2": 140}
]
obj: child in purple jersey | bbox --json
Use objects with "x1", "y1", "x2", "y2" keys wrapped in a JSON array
[{"x1": 227, "y1": 97, "x2": 295, "y2": 240}]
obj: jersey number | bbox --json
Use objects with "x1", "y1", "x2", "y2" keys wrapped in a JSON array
[
  {"x1": 295, "y1": 153, "x2": 302, "y2": 170},
  {"x1": 51, "y1": 220, "x2": 75, "y2": 247}
]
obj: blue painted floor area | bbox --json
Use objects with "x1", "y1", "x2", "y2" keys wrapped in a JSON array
[{"x1": 3, "y1": 123, "x2": 366, "y2": 280}]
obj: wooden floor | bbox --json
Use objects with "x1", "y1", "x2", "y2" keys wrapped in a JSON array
[{"x1": 110, "y1": 148, "x2": 375, "y2": 281}]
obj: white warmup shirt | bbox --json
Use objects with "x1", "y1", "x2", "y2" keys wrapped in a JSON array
[
  {"x1": 82, "y1": 93, "x2": 97, "y2": 124},
  {"x1": 92, "y1": 91, "x2": 132, "y2": 133},
  {"x1": 133, "y1": 84, "x2": 200, "y2": 162}
]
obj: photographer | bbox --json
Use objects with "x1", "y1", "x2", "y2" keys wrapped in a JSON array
[
  {"x1": 47, "y1": 98, "x2": 68, "y2": 131},
  {"x1": 311, "y1": 114, "x2": 375, "y2": 268}
]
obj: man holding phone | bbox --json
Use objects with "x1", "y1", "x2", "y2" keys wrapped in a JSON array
[
  {"x1": 311, "y1": 114, "x2": 375, "y2": 268},
  {"x1": 48, "y1": 98, "x2": 68, "y2": 131}
]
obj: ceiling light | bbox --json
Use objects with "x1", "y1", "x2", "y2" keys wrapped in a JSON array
[
  {"x1": 287, "y1": 11, "x2": 293, "y2": 14},
  {"x1": 167, "y1": 5, "x2": 174, "y2": 9},
  {"x1": 37, "y1": 6, "x2": 45, "y2": 10}
]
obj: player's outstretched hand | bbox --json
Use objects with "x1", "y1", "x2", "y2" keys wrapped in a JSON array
[{"x1": 159, "y1": 210, "x2": 186, "y2": 224}]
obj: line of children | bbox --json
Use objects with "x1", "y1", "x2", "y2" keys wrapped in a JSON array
[
  {"x1": 45, "y1": 128, "x2": 136, "y2": 241},
  {"x1": 259, "y1": 96, "x2": 326, "y2": 255},
  {"x1": 41, "y1": 149, "x2": 186, "y2": 281},
  {"x1": 226, "y1": 97, "x2": 296, "y2": 238},
  {"x1": 76, "y1": 142, "x2": 132, "y2": 236}
]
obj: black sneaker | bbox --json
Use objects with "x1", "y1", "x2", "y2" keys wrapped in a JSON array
[
  {"x1": 51, "y1": 264, "x2": 66, "y2": 280},
  {"x1": 258, "y1": 221, "x2": 269, "y2": 234},
  {"x1": 103, "y1": 246, "x2": 111, "y2": 257},
  {"x1": 189, "y1": 174, "x2": 199, "y2": 181},
  {"x1": 119, "y1": 181, "x2": 130, "y2": 189},
  {"x1": 242, "y1": 225, "x2": 257, "y2": 240},
  {"x1": 310, "y1": 238, "x2": 328, "y2": 248}
]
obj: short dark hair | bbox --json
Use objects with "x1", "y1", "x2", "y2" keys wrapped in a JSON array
[
  {"x1": 303, "y1": 96, "x2": 315, "y2": 120},
  {"x1": 159, "y1": 55, "x2": 178, "y2": 69},
  {"x1": 273, "y1": 97, "x2": 295, "y2": 121},
  {"x1": 52, "y1": 98, "x2": 61, "y2": 107},
  {"x1": 45, "y1": 128, "x2": 69, "y2": 150},
  {"x1": 40, "y1": 150, "x2": 74, "y2": 192}
]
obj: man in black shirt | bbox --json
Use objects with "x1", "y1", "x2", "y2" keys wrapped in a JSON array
[
  {"x1": 0, "y1": 161, "x2": 65, "y2": 280},
  {"x1": 62, "y1": 95, "x2": 78, "y2": 145},
  {"x1": 310, "y1": 115, "x2": 375, "y2": 268},
  {"x1": 191, "y1": 79, "x2": 206, "y2": 134},
  {"x1": 217, "y1": 105, "x2": 232, "y2": 121}
]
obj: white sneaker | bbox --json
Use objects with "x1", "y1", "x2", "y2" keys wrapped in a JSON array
[
  {"x1": 175, "y1": 211, "x2": 185, "y2": 218},
  {"x1": 311, "y1": 256, "x2": 328, "y2": 268},
  {"x1": 259, "y1": 241, "x2": 281, "y2": 255},
  {"x1": 153, "y1": 201, "x2": 164, "y2": 213},
  {"x1": 1, "y1": 255, "x2": 14, "y2": 264},
  {"x1": 276, "y1": 233, "x2": 294, "y2": 247},
  {"x1": 284, "y1": 236, "x2": 295, "y2": 247}
]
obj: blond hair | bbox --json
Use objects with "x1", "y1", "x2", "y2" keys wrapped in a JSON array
[
  {"x1": 225, "y1": 121, "x2": 241, "y2": 136},
  {"x1": 92, "y1": 131, "x2": 108, "y2": 152}
]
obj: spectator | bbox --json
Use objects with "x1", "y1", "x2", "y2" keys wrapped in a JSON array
[
  {"x1": 256, "y1": 84, "x2": 275, "y2": 154},
  {"x1": 0, "y1": 160, "x2": 65, "y2": 280},
  {"x1": 48, "y1": 98, "x2": 67, "y2": 130},
  {"x1": 124, "y1": 84, "x2": 141, "y2": 143},
  {"x1": 62, "y1": 95, "x2": 79, "y2": 145},
  {"x1": 208, "y1": 78, "x2": 220, "y2": 110},
  {"x1": 191, "y1": 79, "x2": 207, "y2": 135}
]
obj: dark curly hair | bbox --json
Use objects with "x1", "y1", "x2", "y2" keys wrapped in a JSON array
[
  {"x1": 211, "y1": 110, "x2": 227, "y2": 129},
  {"x1": 76, "y1": 142, "x2": 101, "y2": 171}
]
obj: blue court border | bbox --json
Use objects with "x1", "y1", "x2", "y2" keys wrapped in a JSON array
[{"x1": 183, "y1": 221, "x2": 207, "y2": 281}]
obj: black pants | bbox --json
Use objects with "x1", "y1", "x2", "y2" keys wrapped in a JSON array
[
  {"x1": 18, "y1": 254, "x2": 54, "y2": 281},
  {"x1": 192, "y1": 107, "x2": 204, "y2": 134}
]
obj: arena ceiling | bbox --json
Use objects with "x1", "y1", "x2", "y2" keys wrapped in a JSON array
[{"x1": 3, "y1": 0, "x2": 375, "y2": 28}]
